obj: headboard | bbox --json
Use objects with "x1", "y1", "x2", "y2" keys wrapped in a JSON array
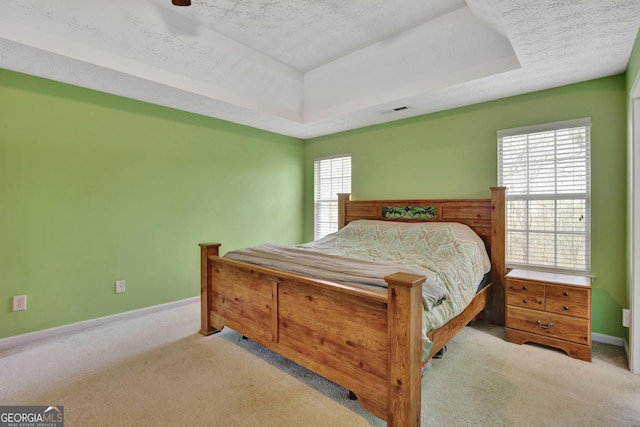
[{"x1": 337, "y1": 187, "x2": 506, "y2": 325}]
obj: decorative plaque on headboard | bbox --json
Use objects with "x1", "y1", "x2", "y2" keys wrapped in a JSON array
[{"x1": 381, "y1": 206, "x2": 437, "y2": 220}]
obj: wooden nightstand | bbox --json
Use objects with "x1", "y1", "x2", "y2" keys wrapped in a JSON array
[{"x1": 505, "y1": 269, "x2": 592, "y2": 361}]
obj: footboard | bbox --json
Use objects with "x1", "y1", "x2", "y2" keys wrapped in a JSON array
[{"x1": 199, "y1": 243, "x2": 424, "y2": 426}]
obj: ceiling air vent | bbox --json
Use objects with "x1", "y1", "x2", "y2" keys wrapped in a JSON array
[{"x1": 380, "y1": 106, "x2": 410, "y2": 115}]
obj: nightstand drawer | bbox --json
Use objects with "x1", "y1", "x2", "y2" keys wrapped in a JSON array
[
  {"x1": 507, "y1": 306, "x2": 590, "y2": 345},
  {"x1": 546, "y1": 298, "x2": 589, "y2": 318},
  {"x1": 506, "y1": 293, "x2": 544, "y2": 310},
  {"x1": 506, "y1": 278, "x2": 545, "y2": 296},
  {"x1": 546, "y1": 286, "x2": 589, "y2": 303}
]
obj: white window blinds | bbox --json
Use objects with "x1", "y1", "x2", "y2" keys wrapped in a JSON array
[
  {"x1": 314, "y1": 155, "x2": 351, "y2": 240},
  {"x1": 498, "y1": 118, "x2": 591, "y2": 273}
]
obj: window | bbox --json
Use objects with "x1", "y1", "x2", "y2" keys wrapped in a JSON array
[
  {"x1": 498, "y1": 118, "x2": 591, "y2": 273},
  {"x1": 314, "y1": 155, "x2": 351, "y2": 240}
]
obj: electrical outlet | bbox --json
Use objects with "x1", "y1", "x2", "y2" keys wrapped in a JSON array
[
  {"x1": 622, "y1": 308, "x2": 631, "y2": 328},
  {"x1": 115, "y1": 280, "x2": 126, "y2": 294},
  {"x1": 12, "y1": 295, "x2": 27, "y2": 311}
]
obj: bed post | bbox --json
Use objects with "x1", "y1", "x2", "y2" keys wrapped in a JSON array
[
  {"x1": 384, "y1": 272, "x2": 425, "y2": 427},
  {"x1": 489, "y1": 187, "x2": 506, "y2": 326},
  {"x1": 199, "y1": 242, "x2": 221, "y2": 336},
  {"x1": 338, "y1": 193, "x2": 351, "y2": 229}
]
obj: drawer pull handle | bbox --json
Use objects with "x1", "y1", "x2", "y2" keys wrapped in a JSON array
[
  {"x1": 522, "y1": 299, "x2": 528, "y2": 304},
  {"x1": 563, "y1": 306, "x2": 569, "y2": 311},
  {"x1": 564, "y1": 292, "x2": 569, "y2": 296},
  {"x1": 537, "y1": 320, "x2": 554, "y2": 329},
  {"x1": 523, "y1": 286, "x2": 528, "y2": 291}
]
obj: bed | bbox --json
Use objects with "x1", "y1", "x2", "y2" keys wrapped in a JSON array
[{"x1": 199, "y1": 187, "x2": 506, "y2": 426}]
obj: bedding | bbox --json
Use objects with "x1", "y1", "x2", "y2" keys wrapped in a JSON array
[
  {"x1": 225, "y1": 242, "x2": 448, "y2": 310},
  {"x1": 225, "y1": 219, "x2": 490, "y2": 333}
]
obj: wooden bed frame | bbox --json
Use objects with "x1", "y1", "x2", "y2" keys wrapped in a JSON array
[{"x1": 199, "y1": 187, "x2": 505, "y2": 426}]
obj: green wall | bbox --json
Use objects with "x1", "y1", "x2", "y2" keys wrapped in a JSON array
[
  {"x1": 305, "y1": 76, "x2": 628, "y2": 338},
  {"x1": 1, "y1": 64, "x2": 632, "y2": 340},
  {"x1": 0, "y1": 69, "x2": 304, "y2": 338}
]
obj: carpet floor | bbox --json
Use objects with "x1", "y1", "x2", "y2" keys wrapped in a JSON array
[{"x1": 1, "y1": 301, "x2": 638, "y2": 426}]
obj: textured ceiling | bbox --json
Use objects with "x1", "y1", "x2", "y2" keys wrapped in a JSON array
[{"x1": 1, "y1": 0, "x2": 639, "y2": 139}]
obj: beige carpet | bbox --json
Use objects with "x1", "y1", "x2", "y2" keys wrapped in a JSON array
[{"x1": 1, "y1": 301, "x2": 638, "y2": 426}]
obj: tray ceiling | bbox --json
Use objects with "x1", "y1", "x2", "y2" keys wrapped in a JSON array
[{"x1": 1, "y1": 0, "x2": 639, "y2": 138}]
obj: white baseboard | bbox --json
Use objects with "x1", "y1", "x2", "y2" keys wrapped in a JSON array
[
  {"x1": 592, "y1": 332, "x2": 625, "y2": 347},
  {"x1": 1, "y1": 300, "x2": 626, "y2": 351},
  {"x1": 0, "y1": 297, "x2": 199, "y2": 350}
]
